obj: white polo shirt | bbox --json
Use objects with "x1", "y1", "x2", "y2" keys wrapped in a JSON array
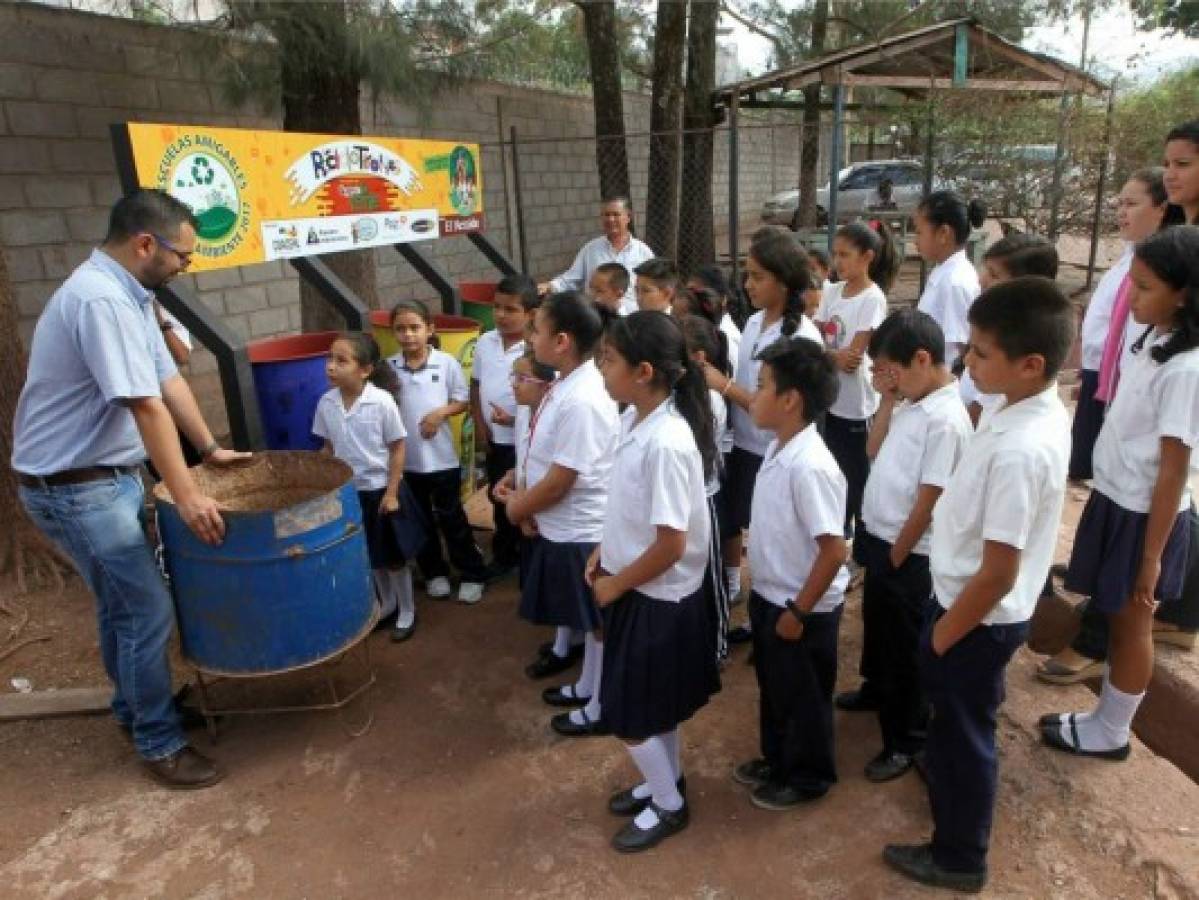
[
  {"x1": 748, "y1": 424, "x2": 849, "y2": 612},
  {"x1": 707, "y1": 389, "x2": 729, "y2": 493},
  {"x1": 731, "y1": 310, "x2": 823, "y2": 456},
  {"x1": 1079, "y1": 248, "x2": 1132, "y2": 372},
  {"x1": 817, "y1": 281, "x2": 887, "y2": 420},
  {"x1": 1093, "y1": 334, "x2": 1199, "y2": 514},
  {"x1": 601, "y1": 402, "x2": 709, "y2": 601},
  {"x1": 514, "y1": 404, "x2": 532, "y2": 484},
  {"x1": 312, "y1": 383, "x2": 406, "y2": 491},
  {"x1": 524, "y1": 360, "x2": 620, "y2": 543},
  {"x1": 719, "y1": 313, "x2": 742, "y2": 378},
  {"x1": 931, "y1": 385, "x2": 1070, "y2": 624},
  {"x1": 917, "y1": 249, "x2": 980, "y2": 366},
  {"x1": 862, "y1": 382, "x2": 972, "y2": 555},
  {"x1": 388, "y1": 348, "x2": 469, "y2": 474},
  {"x1": 471, "y1": 329, "x2": 524, "y2": 446},
  {"x1": 549, "y1": 234, "x2": 655, "y2": 313}
]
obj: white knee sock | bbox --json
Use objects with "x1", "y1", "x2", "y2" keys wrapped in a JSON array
[
  {"x1": 725, "y1": 566, "x2": 742, "y2": 599},
  {"x1": 372, "y1": 569, "x2": 396, "y2": 619},
  {"x1": 569, "y1": 635, "x2": 603, "y2": 724},
  {"x1": 551, "y1": 626, "x2": 572, "y2": 658},
  {"x1": 1057, "y1": 668, "x2": 1144, "y2": 751},
  {"x1": 628, "y1": 736, "x2": 684, "y2": 829},
  {"x1": 659, "y1": 728, "x2": 682, "y2": 781},
  {"x1": 390, "y1": 567, "x2": 415, "y2": 628}
]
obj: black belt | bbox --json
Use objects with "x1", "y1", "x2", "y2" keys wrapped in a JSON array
[{"x1": 17, "y1": 465, "x2": 138, "y2": 489}]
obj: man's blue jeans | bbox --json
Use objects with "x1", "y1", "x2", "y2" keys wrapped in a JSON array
[{"x1": 19, "y1": 470, "x2": 185, "y2": 761}]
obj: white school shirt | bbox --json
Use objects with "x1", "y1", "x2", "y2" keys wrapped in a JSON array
[
  {"x1": 471, "y1": 329, "x2": 524, "y2": 446},
  {"x1": 388, "y1": 348, "x2": 469, "y2": 474},
  {"x1": 719, "y1": 313, "x2": 742, "y2": 378},
  {"x1": 862, "y1": 382, "x2": 972, "y2": 556},
  {"x1": 312, "y1": 383, "x2": 406, "y2": 491},
  {"x1": 549, "y1": 234, "x2": 655, "y2": 314},
  {"x1": 730, "y1": 310, "x2": 823, "y2": 456},
  {"x1": 930, "y1": 385, "x2": 1070, "y2": 625},
  {"x1": 748, "y1": 424, "x2": 849, "y2": 613},
  {"x1": 514, "y1": 404, "x2": 532, "y2": 485},
  {"x1": 917, "y1": 249, "x2": 980, "y2": 367},
  {"x1": 1093, "y1": 335, "x2": 1199, "y2": 514},
  {"x1": 816, "y1": 281, "x2": 887, "y2": 420},
  {"x1": 707, "y1": 389, "x2": 729, "y2": 494},
  {"x1": 600, "y1": 402, "x2": 710, "y2": 601},
  {"x1": 524, "y1": 360, "x2": 620, "y2": 542},
  {"x1": 1079, "y1": 247, "x2": 1133, "y2": 372}
]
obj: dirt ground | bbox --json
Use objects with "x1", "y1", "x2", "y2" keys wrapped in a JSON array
[{"x1": 2, "y1": 480, "x2": 1197, "y2": 898}]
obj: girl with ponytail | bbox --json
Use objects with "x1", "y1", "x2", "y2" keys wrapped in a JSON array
[
  {"x1": 702, "y1": 231, "x2": 822, "y2": 629},
  {"x1": 587, "y1": 310, "x2": 721, "y2": 853}
]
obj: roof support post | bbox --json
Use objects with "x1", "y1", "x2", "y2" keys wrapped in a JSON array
[
  {"x1": 826, "y1": 81, "x2": 846, "y2": 251},
  {"x1": 728, "y1": 92, "x2": 741, "y2": 291}
]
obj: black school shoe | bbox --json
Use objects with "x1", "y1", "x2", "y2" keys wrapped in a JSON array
[
  {"x1": 550, "y1": 709, "x2": 610, "y2": 737},
  {"x1": 1040, "y1": 716, "x2": 1131, "y2": 761},
  {"x1": 865, "y1": 750, "x2": 916, "y2": 783},
  {"x1": 750, "y1": 780, "x2": 827, "y2": 810},
  {"x1": 391, "y1": 615, "x2": 417, "y2": 643},
  {"x1": 525, "y1": 649, "x2": 579, "y2": 680},
  {"x1": 541, "y1": 685, "x2": 589, "y2": 708},
  {"x1": 611, "y1": 801, "x2": 690, "y2": 853},
  {"x1": 536, "y1": 640, "x2": 585, "y2": 661},
  {"x1": 883, "y1": 843, "x2": 986, "y2": 893},
  {"x1": 834, "y1": 687, "x2": 880, "y2": 713},
  {"x1": 608, "y1": 776, "x2": 688, "y2": 816},
  {"x1": 731, "y1": 757, "x2": 773, "y2": 788}
]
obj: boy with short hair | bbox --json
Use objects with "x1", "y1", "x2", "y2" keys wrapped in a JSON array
[
  {"x1": 588, "y1": 262, "x2": 630, "y2": 315},
  {"x1": 732, "y1": 338, "x2": 849, "y2": 811},
  {"x1": 470, "y1": 273, "x2": 539, "y2": 574},
  {"x1": 633, "y1": 257, "x2": 680, "y2": 313},
  {"x1": 857, "y1": 309, "x2": 972, "y2": 784},
  {"x1": 884, "y1": 276, "x2": 1074, "y2": 893}
]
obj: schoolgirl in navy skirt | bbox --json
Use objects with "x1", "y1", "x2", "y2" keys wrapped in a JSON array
[
  {"x1": 588, "y1": 311, "x2": 720, "y2": 854},
  {"x1": 312, "y1": 333, "x2": 429, "y2": 642},
  {"x1": 499, "y1": 293, "x2": 620, "y2": 733},
  {"x1": 1044, "y1": 227, "x2": 1199, "y2": 761}
]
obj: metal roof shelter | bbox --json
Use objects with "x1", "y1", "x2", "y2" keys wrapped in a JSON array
[{"x1": 714, "y1": 17, "x2": 1111, "y2": 284}]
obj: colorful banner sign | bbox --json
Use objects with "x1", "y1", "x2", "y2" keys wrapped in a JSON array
[{"x1": 125, "y1": 123, "x2": 484, "y2": 272}]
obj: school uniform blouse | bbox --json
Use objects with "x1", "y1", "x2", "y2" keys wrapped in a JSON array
[
  {"x1": 730, "y1": 310, "x2": 823, "y2": 456},
  {"x1": 748, "y1": 424, "x2": 849, "y2": 613},
  {"x1": 719, "y1": 313, "x2": 742, "y2": 378},
  {"x1": 388, "y1": 348, "x2": 469, "y2": 474},
  {"x1": 600, "y1": 402, "x2": 710, "y2": 601},
  {"x1": 816, "y1": 281, "x2": 887, "y2": 420},
  {"x1": 514, "y1": 404, "x2": 532, "y2": 485},
  {"x1": 1079, "y1": 247, "x2": 1133, "y2": 372},
  {"x1": 524, "y1": 360, "x2": 620, "y2": 543},
  {"x1": 930, "y1": 385, "x2": 1070, "y2": 624},
  {"x1": 707, "y1": 389, "x2": 729, "y2": 493},
  {"x1": 1092, "y1": 334, "x2": 1199, "y2": 515},
  {"x1": 917, "y1": 249, "x2": 980, "y2": 366},
  {"x1": 861, "y1": 382, "x2": 972, "y2": 556},
  {"x1": 472, "y1": 329, "x2": 524, "y2": 446},
  {"x1": 312, "y1": 383, "x2": 406, "y2": 491}
]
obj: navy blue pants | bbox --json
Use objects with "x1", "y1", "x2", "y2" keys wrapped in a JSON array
[
  {"x1": 1068, "y1": 369, "x2": 1105, "y2": 481},
  {"x1": 405, "y1": 468, "x2": 489, "y2": 583},
  {"x1": 921, "y1": 608, "x2": 1028, "y2": 875},
  {"x1": 749, "y1": 593, "x2": 841, "y2": 796},
  {"x1": 484, "y1": 442, "x2": 520, "y2": 567}
]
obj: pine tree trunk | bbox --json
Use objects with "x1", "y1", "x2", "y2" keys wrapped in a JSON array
[
  {"x1": 277, "y1": 0, "x2": 378, "y2": 329},
  {"x1": 677, "y1": 0, "x2": 717, "y2": 277},
  {"x1": 0, "y1": 247, "x2": 71, "y2": 595},
  {"x1": 797, "y1": 0, "x2": 830, "y2": 229},
  {"x1": 645, "y1": 0, "x2": 687, "y2": 257},
  {"x1": 578, "y1": 1, "x2": 632, "y2": 204}
]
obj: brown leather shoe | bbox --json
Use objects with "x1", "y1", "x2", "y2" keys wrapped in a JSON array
[{"x1": 143, "y1": 746, "x2": 223, "y2": 789}]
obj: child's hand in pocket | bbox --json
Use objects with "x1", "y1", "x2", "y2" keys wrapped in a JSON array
[{"x1": 380, "y1": 493, "x2": 400, "y2": 515}]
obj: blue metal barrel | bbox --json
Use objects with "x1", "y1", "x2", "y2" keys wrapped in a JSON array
[{"x1": 154, "y1": 452, "x2": 373, "y2": 676}]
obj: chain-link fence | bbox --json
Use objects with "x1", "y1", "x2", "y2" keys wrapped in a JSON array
[{"x1": 478, "y1": 91, "x2": 1119, "y2": 308}]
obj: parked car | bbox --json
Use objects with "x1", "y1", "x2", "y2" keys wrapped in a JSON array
[
  {"x1": 941, "y1": 144, "x2": 1087, "y2": 227},
  {"x1": 761, "y1": 159, "x2": 935, "y2": 229}
]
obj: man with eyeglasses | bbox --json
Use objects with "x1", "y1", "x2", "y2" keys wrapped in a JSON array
[{"x1": 11, "y1": 189, "x2": 250, "y2": 789}]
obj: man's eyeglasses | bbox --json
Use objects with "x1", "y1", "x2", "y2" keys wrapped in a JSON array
[
  {"x1": 509, "y1": 373, "x2": 547, "y2": 386},
  {"x1": 150, "y1": 233, "x2": 194, "y2": 266}
]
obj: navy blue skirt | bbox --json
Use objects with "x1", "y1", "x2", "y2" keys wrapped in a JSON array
[
  {"x1": 518, "y1": 537, "x2": 600, "y2": 630},
  {"x1": 1068, "y1": 369, "x2": 1105, "y2": 481},
  {"x1": 600, "y1": 586, "x2": 722, "y2": 741},
  {"x1": 1065, "y1": 490, "x2": 1191, "y2": 614},
  {"x1": 726, "y1": 446, "x2": 764, "y2": 532},
  {"x1": 358, "y1": 484, "x2": 431, "y2": 569}
]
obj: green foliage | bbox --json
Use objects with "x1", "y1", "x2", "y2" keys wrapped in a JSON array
[
  {"x1": 1109, "y1": 63, "x2": 1199, "y2": 181},
  {"x1": 1130, "y1": 0, "x2": 1199, "y2": 37}
]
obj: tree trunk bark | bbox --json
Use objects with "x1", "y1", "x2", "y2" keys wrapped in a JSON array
[
  {"x1": 645, "y1": 0, "x2": 688, "y2": 257},
  {"x1": 678, "y1": 0, "x2": 717, "y2": 276},
  {"x1": 0, "y1": 247, "x2": 71, "y2": 595},
  {"x1": 797, "y1": 0, "x2": 830, "y2": 229},
  {"x1": 577, "y1": 1, "x2": 631, "y2": 204},
  {"x1": 277, "y1": 0, "x2": 378, "y2": 330}
]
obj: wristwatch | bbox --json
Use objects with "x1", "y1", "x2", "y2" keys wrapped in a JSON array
[{"x1": 785, "y1": 599, "x2": 810, "y2": 625}]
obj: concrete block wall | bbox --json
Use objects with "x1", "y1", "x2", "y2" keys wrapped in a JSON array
[{"x1": 2, "y1": 1, "x2": 798, "y2": 439}]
